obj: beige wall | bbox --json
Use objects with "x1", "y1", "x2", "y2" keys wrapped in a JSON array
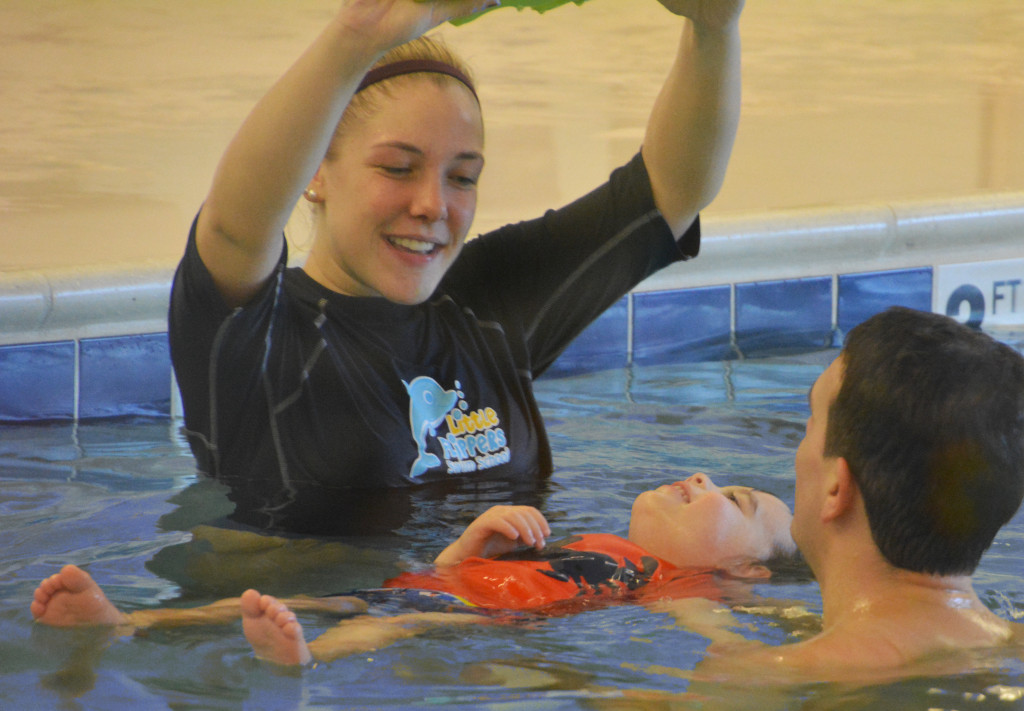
[{"x1": 1, "y1": 0, "x2": 1022, "y2": 272}]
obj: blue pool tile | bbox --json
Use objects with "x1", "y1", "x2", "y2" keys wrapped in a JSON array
[
  {"x1": 838, "y1": 267, "x2": 933, "y2": 337},
  {"x1": 0, "y1": 341, "x2": 76, "y2": 421},
  {"x1": 543, "y1": 297, "x2": 629, "y2": 378},
  {"x1": 736, "y1": 277, "x2": 834, "y2": 357},
  {"x1": 633, "y1": 286, "x2": 733, "y2": 365},
  {"x1": 79, "y1": 333, "x2": 172, "y2": 419}
]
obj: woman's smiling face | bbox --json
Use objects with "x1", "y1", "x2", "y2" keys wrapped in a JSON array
[
  {"x1": 628, "y1": 473, "x2": 794, "y2": 570},
  {"x1": 304, "y1": 76, "x2": 484, "y2": 305}
]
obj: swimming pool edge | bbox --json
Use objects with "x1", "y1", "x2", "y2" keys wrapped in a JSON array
[{"x1": 2, "y1": 193, "x2": 1022, "y2": 420}]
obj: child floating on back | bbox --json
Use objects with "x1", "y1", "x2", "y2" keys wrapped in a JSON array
[{"x1": 32, "y1": 473, "x2": 796, "y2": 666}]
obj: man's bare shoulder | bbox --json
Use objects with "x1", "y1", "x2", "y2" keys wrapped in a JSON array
[
  {"x1": 696, "y1": 621, "x2": 1024, "y2": 685},
  {"x1": 1009, "y1": 621, "x2": 1024, "y2": 646},
  {"x1": 694, "y1": 635, "x2": 888, "y2": 684}
]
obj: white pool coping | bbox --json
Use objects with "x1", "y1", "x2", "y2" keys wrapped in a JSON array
[{"x1": 2, "y1": 192, "x2": 1023, "y2": 348}]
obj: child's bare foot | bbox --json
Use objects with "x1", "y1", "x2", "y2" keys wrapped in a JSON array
[
  {"x1": 31, "y1": 565, "x2": 131, "y2": 627},
  {"x1": 241, "y1": 589, "x2": 312, "y2": 666}
]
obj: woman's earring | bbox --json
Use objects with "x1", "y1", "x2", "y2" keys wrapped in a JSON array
[{"x1": 303, "y1": 188, "x2": 321, "y2": 203}]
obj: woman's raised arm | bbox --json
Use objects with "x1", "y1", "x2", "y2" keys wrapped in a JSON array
[
  {"x1": 642, "y1": 0, "x2": 744, "y2": 238},
  {"x1": 195, "y1": 0, "x2": 496, "y2": 307}
]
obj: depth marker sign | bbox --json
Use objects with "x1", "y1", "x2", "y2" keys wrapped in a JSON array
[{"x1": 935, "y1": 258, "x2": 1024, "y2": 329}]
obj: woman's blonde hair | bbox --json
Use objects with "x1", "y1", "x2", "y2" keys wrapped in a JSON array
[{"x1": 327, "y1": 35, "x2": 478, "y2": 159}]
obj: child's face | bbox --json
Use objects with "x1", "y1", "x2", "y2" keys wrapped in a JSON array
[{"x1": 627, "y1": 473, "x2": 794, "y2": 570}]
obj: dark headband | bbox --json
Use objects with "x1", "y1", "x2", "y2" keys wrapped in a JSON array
[{"x1": 356, "y1": 59, "x2": 478, "y2": 101}]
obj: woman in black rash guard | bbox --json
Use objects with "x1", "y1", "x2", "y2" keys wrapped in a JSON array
[{"x1": 169, "y1": 0, "x2": 745, "y2": 533}]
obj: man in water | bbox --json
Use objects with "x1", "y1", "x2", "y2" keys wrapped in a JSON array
[{"x1": 666, "y1": 306, "x2": 1024, "y2": 681}]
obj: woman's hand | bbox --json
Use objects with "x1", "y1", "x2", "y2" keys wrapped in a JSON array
[
  {"x1": 655, "y1": 0, "x2": 744, "y2": 32},
  {"x1": 434, "y1": 505, "x2": 551, "y2": 567},
  {"x1": 338, "y1": 0, "x2": 501, "y2": 49}
]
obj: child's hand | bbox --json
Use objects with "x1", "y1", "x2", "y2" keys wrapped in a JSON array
[
  {"x1": 649, "y1": 597, "x2": 751, "y2": 647},
  {"x1": 434, "y1": 505, "x2": 551, "y2": 567},
  {"x1": 469, "y1": 505, "x2": 551, "y2": 553}
]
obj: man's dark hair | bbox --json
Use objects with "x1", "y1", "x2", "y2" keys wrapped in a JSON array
[{"x1": 824, "y1": 307, "x2": 1024, "y2": 575}]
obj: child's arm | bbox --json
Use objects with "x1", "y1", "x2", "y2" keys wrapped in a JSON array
[
  {"x1": 652, "y1": 596, "x2": 818, "y2": 652},
  {"x1": 649, "y1": 597, "x2": 755, "y2": 648},
  {"x1": 434, "y1": 506, "x2": 552, "y2": 567}
]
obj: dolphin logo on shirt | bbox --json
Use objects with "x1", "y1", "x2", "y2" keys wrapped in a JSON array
[{"x1": 403, "y1": 376, "x2": 458, "y2": 478}]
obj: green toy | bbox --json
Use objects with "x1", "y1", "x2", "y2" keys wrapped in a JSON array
[
  {"x1": 438, "y1": 0, "x2": 593, "y2": 25},
  {"x1": 485, "y1": 0, "x2": 590, "y2": 11}
]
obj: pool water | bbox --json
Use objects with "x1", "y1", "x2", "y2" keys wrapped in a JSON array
[{"x1": 2, "y1": 352, "x2": 1024, "y2": 709}]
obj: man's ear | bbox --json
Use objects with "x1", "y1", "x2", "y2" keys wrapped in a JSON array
[
  {"x1": 723, "y1": 561, "x2": 771, "y2": 580},
  {"x1": 821, "y1": 456, "x2": 857, "y2": 523}
]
